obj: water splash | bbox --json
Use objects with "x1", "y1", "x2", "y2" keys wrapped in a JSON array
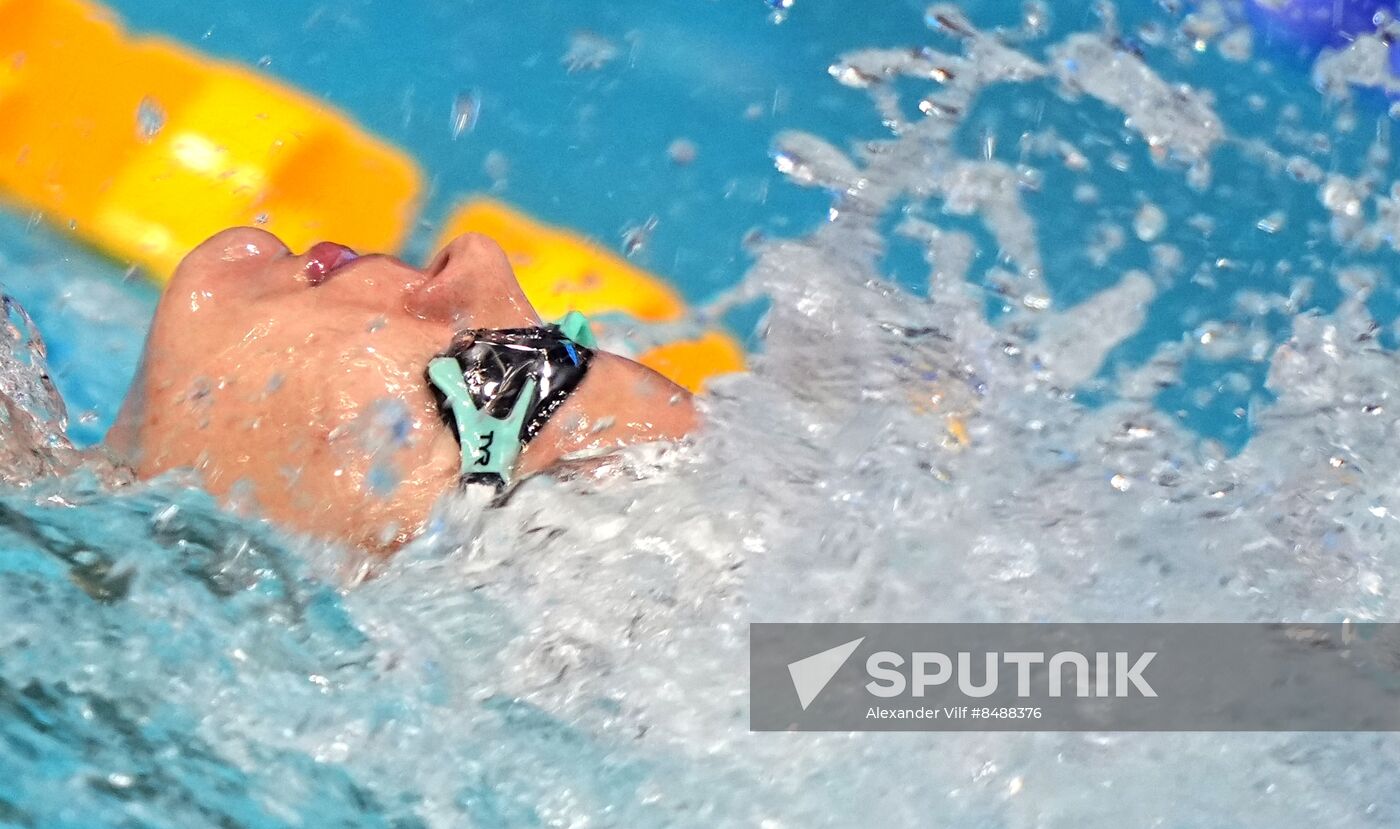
[
  {"x1": 6, "y1": 3, "x2": 1400, "y2": 827},
  {"x1": 1050, "y1": 33, "x2": 1223, "y2": 170},
  {"x1": 0, "y1": 294, "x2": 77, "y2": 486},
  {"x1": 1313, "y1": 29, "x2": 1400, "y2": 98}
]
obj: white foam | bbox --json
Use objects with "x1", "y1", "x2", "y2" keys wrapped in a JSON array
[{"x1": 1050, "y1": 33, "x2": 1224, "y2": 167}]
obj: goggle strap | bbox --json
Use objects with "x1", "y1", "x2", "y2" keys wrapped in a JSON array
[
  {"x1": 427, "y1": 357, "x2": 538, "y2": 488},
  {"x1": 556, "y1": 309, "x2": 598, "y2": 349}
]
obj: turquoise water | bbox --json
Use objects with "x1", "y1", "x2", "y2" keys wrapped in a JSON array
[{"x1": 7, "y1": 1, "x2": 1400, "y2": 827}]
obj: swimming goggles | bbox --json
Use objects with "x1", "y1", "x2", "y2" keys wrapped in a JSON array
[{"x1": 426, "y1": 310, "x2": 597, "y2": 490}]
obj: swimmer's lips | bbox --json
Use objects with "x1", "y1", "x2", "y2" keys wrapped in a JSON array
[
  {"x1": 301, "y1": 241, "x2": 361, "y2": 284},
  {"x1": 299, "y1": 242, "x2": 422, "y2": 286}
]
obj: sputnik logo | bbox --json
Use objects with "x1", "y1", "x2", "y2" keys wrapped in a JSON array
[{"x1": 787, "y1": 637, "x2": 864, "y2": 710}]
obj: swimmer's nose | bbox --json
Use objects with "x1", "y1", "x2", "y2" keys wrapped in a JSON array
[{"x1": 404, "y1": 233, "x2": 541, "y2": 327}]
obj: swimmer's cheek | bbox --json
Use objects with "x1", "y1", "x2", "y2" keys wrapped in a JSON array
[{"x1": 262, "y1": 420, "x2": 460, "y2": 551}]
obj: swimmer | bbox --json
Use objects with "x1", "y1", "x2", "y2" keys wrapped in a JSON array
[{"x1": 107, "y1": 228, "x2": 698, "y2": 549}]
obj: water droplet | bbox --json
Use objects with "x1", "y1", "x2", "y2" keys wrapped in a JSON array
[
  {"x1": 1133, "y1": 203, "x2": 1167, "y2": 242},
  {"x1": 136, "y1": 96, "x2": 165, "y2": 142},
  {"x1": 483, "y1": 150, "x2": 509, "y2": 189},
  {"x1": 925, "y1": 4, "x2": 974, "y2": 36},
  {"x1": 450, "y1": 91, "x2": 480, "y2": 139},
  {"x1": 829, "y1": 61, "x2": 877, "y2": 88},
  {"x1": 562, "y1": 31, "x2": 619, "y2": 73},
  {"x1": 771, "y1": 131, "x2": 860, "y2": 189},
  {"x1": 667, "y1": 138, "x2": 697, "y2": 166},
  {"x1": 1021, "y1": 0, "x2": 1050, "y2": 38},
  {"x1": 1218, "y1": 27, "x2": 1252, "y2": 62},
  {"x1": 1061, "y1": 146, "x2": 1089, "y2": 172},
  {"x1": 621, "y1": 216, "x2": 658, "y2": 257},
  {"x1": 1256, "y1": 211, "x2": 1286, "y2": 234}
]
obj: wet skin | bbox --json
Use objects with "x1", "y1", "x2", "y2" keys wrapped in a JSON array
[{"x1": 110, "y1": 228, "x2": 698, "y2": 549}]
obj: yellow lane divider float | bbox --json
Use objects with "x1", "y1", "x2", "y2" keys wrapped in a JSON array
[
  {"x1": 0, "y1": 0, "x2": 743, "y2": 391},
  {"x1": 0, "y1": 0, "x2": 420, "y2": 277}
]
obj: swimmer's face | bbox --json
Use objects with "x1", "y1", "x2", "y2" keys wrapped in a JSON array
[{"x1": 113, "y1": 228, "x2": 696, "y2": 549}]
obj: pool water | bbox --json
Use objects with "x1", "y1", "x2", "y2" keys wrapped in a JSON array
[{"x1": 6, "y1": 1, "x2": 1400, "y2": 826}]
